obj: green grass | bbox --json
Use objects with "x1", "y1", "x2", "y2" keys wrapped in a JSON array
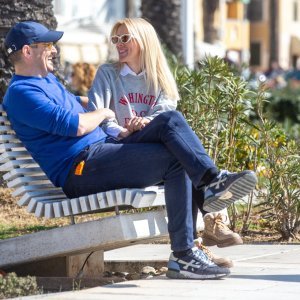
[{"x1": 0, "y1": 224, "x2": 58, "y2": 240}]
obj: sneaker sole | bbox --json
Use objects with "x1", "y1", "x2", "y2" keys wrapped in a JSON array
[
  {"x1": 203, "y1": 172, "x2": 257, "y2": 212},
  {"x1": 166, "y1": 269, "x2": 230, "y2": 280}
]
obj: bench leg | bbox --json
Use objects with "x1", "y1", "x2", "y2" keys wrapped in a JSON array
[{"x1": 66, "y1": 250, "x2": 104, "y2": 278}]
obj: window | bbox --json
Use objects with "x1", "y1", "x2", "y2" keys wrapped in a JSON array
[
  {"x1": 247, "y1": 0, "x2": 263, "y2": 21},
  {"x1": 227, "y1": 2, "x2": 238, "y2": 19},
  {"x1": 250, "y1": 42, "x2": 261, "y2": 66}
]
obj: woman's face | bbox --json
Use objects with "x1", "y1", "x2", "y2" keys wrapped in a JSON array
[{"x1": 114, "y1": 24, "x2": 141, "y2": 73}]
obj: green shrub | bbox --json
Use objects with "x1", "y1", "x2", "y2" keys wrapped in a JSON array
[
  {"x1": 0, "y1": 272, "x2": 41, "y2": 299},
  {"x1": 173, "y1": 56, "x2": 300, "y2": 241}
]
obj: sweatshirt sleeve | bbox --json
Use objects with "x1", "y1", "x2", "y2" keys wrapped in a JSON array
[
  {"x1": 101, "y1": 120, "x2": 123, "y2": 138},
  {"x1": 8, "y1": 85, "x2": 79, "y2": 137},
  {"x1": 87, "y1": 64, "x2": 123, "y2": 137},
  {"x1": 87, "y1": 65, "x2": 113, "y2": 111},
  {"x1": 145, "y1": 91, "x2": 178, "y2": 121}
]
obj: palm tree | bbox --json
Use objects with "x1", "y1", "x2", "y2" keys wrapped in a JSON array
[
  {"x1": 0, "y1": 0, "x2": 58, "y2": 99},
  {"x1": 141, "y1": 0, "x2": 182, "y2": 59}
]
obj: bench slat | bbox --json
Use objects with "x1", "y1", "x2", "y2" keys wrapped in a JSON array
[
  {"x1": 0, "y1": 159, "x2": 38, "y2": 172},
  {"x1": 12, "y1": 184, "x2": 60, "y2": 197},
  {"x1": 0, "y1": 150, "x2": 32, "y2": 163},
  {"x1": 88, "y1": 194, "x2": 100, "y2": 211},
  {"x1": 0, "y1": 134, "x2": 19, "y2": 142},
  {"x1": 18, "y1": 190, "x2": 66, "y2": 206},
  {"x1": 35, "y1": 202, "x2": 45, "y2": 217},
  {"x1": 0, "y1": 143, "x2": 25, "y2": 152},
  {"x1": 53, "y1": 202, "x2": 64, "y2": 218},
  {"x1": 45, "y1": 203, "x2": 55, "y2": 219},
  {"x1": 7, "y1": 176, "x2": 50, "y2": 188},
  {"x1": 3, "y1": 167, "x2": 44, "y2": 181},
  {"x1": 62, "y1": 199, "x2": 72, "y2": 216},
  {"x1": 0, "y1": 125, "x2": 14, "y2": 133},
  {"x1": 97, "y1": 192, "x2": 108, "y2": 209}
]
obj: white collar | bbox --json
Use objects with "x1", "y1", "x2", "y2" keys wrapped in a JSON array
[{"x1": 120, "y1": 64, "x2": 145, "y2": 76}]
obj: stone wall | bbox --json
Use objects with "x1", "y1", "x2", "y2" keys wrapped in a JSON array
[{"x1": 0, "y1": 0, "x2": 58, "y2": 100}]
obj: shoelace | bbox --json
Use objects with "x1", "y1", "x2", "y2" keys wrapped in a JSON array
[
  {"x1": 191, "y1": 247, "x2": 212, "y2": 265},
  {"x1": 205, "y1": 170, "x2": 231, "y2": 191},
  {"x1": 213, "y1": 213, "x2": 232, "y2": 233},
  {"x1": 198, "y1": 244, "x2": 214, "y2": 261}
]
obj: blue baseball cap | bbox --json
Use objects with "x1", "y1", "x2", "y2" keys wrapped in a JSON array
[{"x1": 5, "y1": 21, "x2": 64, "y2": 55}]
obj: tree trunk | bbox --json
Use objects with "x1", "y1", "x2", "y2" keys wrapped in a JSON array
[
  {"x1": 0, "y1": 0, "x2": 58, "y2": 100},
  {"x1": 203, "y1": 0, "x2": 219, "y2": 44},
  {"x1": 141, "y1": 0, "x2": 182, "y2": 59},
  {"x1": 125, "y1": 0, "x2": 137, "y2": 18}
]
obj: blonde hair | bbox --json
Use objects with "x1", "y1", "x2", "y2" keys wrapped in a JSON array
[{"x1": 110, "y1": 18, "x2": 179, "y2": 100}]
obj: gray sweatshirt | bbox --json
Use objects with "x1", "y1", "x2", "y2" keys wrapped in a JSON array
[{"x1": 88, "y1": 63, "x2": 177, "y2": 137}]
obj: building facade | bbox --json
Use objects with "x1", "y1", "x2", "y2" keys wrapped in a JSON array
[
  {"x1": 248, "y1": 0, "x2": 300, "y2": 71},
  {"x1": 52, "y1": 0, "x2": 300, "y2": 72}
]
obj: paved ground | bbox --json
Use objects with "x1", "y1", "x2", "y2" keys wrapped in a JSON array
[{"x1": 22, "y1": 244, "x2": 300, "y2": 300}]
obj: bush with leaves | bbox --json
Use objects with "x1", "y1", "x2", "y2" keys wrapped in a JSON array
[
  {"x1": 265, "y1": 86, "x2": 300, "y2": 141},
  {"x1": 176, "y1": 56, "x2": 255, "y2": 170},
  {"x1": 252, "y1": 86, "x2": 300, "y2": 241},
  {"x1": 174, "y1": 56, "x2": 300, "y2": 241},
  {"x1": 0, "y1": 272, "x2": 41, "y2": 299}
]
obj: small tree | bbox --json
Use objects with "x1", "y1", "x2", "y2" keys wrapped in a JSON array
[
  {"x1": 175, "y1": 56, "x2": 300, "y2": 241},
  {"x1": 253, "y1": 86, "x2": 300, "y2": 241}
]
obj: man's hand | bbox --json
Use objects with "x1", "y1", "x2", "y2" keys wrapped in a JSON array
[
  {"x1": 77, "y1": 108, "x2": 115, "y2": 136},
  {"x1": 101, "y1": 108, "x2": 116, "y2": 120},
  {"x1": 125, "y1": 117, "x2": 150, "y2": 132}
]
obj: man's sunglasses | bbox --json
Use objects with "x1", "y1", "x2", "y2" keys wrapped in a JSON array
[
  {"x1": 30, "y1": 42, "x2": 54, "y2": 50},
  {"x1": 111, "y1": 34, "x2": 134, "y2": 44}
]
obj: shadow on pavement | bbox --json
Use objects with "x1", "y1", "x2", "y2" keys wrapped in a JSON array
[{"x1": 230, "y1": 274, "x2": 300, "y2": 283}]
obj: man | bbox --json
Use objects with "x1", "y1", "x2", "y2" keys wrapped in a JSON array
[{"x1": 3, "y1": 21, "x2": 257, "y2": 280}]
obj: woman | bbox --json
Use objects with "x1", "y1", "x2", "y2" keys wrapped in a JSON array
[
  {"x1": 88, "y1": 18, "x2": 248, "y2": 267},
  {"x1": 88, "y1": 18, "x2": 178, "y2": 139}
]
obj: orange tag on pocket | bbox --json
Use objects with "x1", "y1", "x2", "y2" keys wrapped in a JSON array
[{"x1": 75, "y1": 160, "x2": 85, "y2": 175}]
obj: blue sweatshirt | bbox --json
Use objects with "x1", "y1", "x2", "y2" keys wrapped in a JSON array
[{"x1": 3, "y1": 73, "x2": 107, "y2": 187}]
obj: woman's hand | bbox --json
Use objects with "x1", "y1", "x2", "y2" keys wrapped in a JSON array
[
  {"x1": 125, "y1": 117, "x2": 150, "y2": 132},
  {"x1": 118, "y1": 128, "x2": 132, "y2": 139}
]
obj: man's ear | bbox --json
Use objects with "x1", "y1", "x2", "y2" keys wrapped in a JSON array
[{"x1": 22, "y1": 45, "x2": 32, "y2": 58}]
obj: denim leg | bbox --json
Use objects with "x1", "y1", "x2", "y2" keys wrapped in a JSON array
[
  {"x1": 122, "y1": 111, "x2": 218, "y2": 188},
  {"x1": 63, "y1": 141, "x2": 194, "y2": 252}
]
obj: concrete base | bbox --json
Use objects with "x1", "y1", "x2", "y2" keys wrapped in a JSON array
[
  {"x1": 5, "y1": 251, "x2": 104, "y2": 278},
  {"x1": 0, "y1": 209, "x2": 169, "y2": 269}
]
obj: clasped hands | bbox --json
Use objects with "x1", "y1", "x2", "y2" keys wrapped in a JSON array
[{"x1": 119, "y1": 116, "x2": 150, "y2": 138}]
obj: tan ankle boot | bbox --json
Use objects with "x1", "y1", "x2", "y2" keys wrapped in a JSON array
[
  {"x1": 202, "y1": 212, "x2": 243, "y2": 248},
  {"x1": 194, "y1": 238, "x2": 233, "y2": 268}
]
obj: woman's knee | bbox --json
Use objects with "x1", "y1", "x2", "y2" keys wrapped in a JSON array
[{"x1": 159, "y1": 110, "x2": 185, "y2": 122}]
